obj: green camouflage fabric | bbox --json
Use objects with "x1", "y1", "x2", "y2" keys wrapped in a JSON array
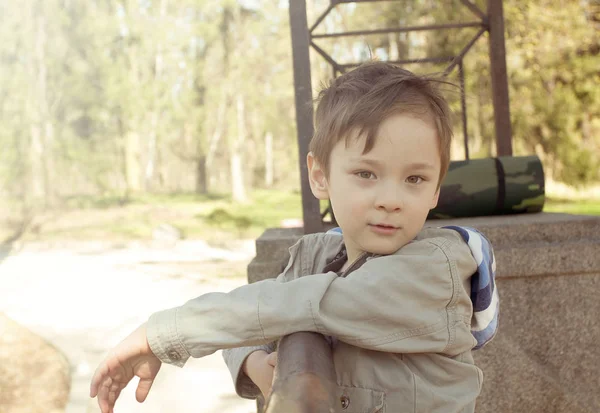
[{"x1": 428, "y1": 155, "x2": 545, "y2": 219}]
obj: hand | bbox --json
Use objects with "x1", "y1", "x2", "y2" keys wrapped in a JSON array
[
  {"x1": 90, "y1": 323, "x2": 162, "y2": 413},
  {"x1": 243, "y1": 350, "x2": 278, "y2": 399}
]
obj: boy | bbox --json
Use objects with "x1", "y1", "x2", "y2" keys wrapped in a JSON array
[{"x1": 90, "y1": 62, "x2": 498, "y2": 413}]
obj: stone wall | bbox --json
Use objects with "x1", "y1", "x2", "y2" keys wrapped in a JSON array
[{"x1": 247, "y1": 213, "x2": 600, "y2": 413}]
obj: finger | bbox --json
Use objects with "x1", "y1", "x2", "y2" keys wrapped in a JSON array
[
  {"x1": 106, "y1": 386, "x2": 122, "y2": 413},
  {"x1": 113, "y1": 386, "x2": 123, "y2": 407},
  {"x1": 136, "y1": 377, "x2": 155, "y2": 403},
  {"x1": 108, "y1": 380, "x2": 122, "y2": 407},
  {"x1": 100, "y1": 375, "x2": 123, "y2": 413},
  {"x1": 90, "y1": 362, "x2": 110, "y2": 397},
  {"x1": 267, "y1": 352, "x2": 278, "y2": 367},
  {"x1": 97, "y1": 377, "x2": 113, "y2": 413}
]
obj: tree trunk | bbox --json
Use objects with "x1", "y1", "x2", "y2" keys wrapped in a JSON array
[
  {"x1": 126, "y1": 132, "x2": 142, "y2": 192},
  {"x1": 144, "y1": 0, "x2": 168, "y2": 192},
  {"x1": 206, "y1": 97, "x2": 226, "y2": 171},
  {"x1": 29, "y1": 124, "x2": 45, "y2": 201},
  {"x1": 28, "y1": 2, "x2": 50, "y2": 205},
  {"x1": 43, "y1": 120, "x2": 55, "y2": 205},
  {"x1": 145, "y1": 111, "x2": 158, "y2": 191},
  {"x1": 231, "y1": 94, "x2": 247, "y2": 203},
  {"x1": 196, "y1": 156, "x2": 207, "y2": 194},
  {"x1": 265, "y1": 131, "x2": 274, "y2": 187}
]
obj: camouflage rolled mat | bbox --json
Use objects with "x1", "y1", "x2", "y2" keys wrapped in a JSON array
[{"x1": 428, "y1": 155, "x2": 545, "y2": 219}]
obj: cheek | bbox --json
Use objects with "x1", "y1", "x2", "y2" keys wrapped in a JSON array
[
  {"x1": 331, "y1": 191, "x2": 370, "y2": 221},
  {"x1": 348, "y1": 196, "x2": 372, "y2": 218}
]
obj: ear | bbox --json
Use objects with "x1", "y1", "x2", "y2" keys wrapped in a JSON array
[
  {"x1": 430, "y1": 188, "x2": 440, "y2": 209},
  {"x1": 307, "y1": 152, "x2": 329, "y2": 200}
]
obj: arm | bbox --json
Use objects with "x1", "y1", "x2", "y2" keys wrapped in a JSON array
[
  {"x1": 222, "y1": 343, "x2": 276, "y2": 399},
  {"x1": 147, "y1": 232, "x2": 478, "y2": 366}
]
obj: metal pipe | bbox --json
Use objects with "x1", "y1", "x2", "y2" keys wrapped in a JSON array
[
  {"x1": 309, "y1": 3, "x2": 336, "y2": 33},
  {"x1": 312, "y1": 21, "x2": 484, "y2": 39},
  {"x1": 458, "y1": 60, "x2": 470, "y2": 160},
  {"x1": 460, "y1": 0, "x2": 488, "y2": 22},
  {"x1": 340, "y1": 55, "x2": 455, "y2": 69},
  {"x1": 289, "y1": 0, "x2": 323, "y2": 234},
  {"x1": 487, "y1": 0, "x2": 513, "y2": 156},
  {"x1": 265, "y1": 333, "x2": 337, "y2": 413},
  {"x1": 310, "y1": 41, "x2": 343, "y2": 73},
  {"x1": 444, "y1": 26, "x2": 487, "y2": 75}
]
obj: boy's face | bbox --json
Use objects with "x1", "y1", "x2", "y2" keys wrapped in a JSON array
[{"x1": 308, "y1": 113, "x2": 441, "y2": 263}]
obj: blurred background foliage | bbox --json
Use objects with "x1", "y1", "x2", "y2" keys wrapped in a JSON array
[{"x1": 0, "y1": 0, "x2": 598, "y2": 240}]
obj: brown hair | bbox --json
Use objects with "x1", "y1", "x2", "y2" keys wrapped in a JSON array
[{"x1": 309, "y1": 61, "x2": 453, "y2": 186}]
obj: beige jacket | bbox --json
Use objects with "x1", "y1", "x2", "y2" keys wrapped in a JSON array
[{"x1": 147, "y1": 227, "x2": 483, "y2": 413}]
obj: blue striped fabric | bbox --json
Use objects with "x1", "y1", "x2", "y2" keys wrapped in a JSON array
[
  {"x1": 443, "y1": 226, "x2": 499, "y2": 349},
  {"x1": 326, "y1": 226, "x2": 499, "y2": 350}
]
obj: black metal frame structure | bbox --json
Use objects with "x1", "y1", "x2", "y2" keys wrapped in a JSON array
[{"x1": 289, "y1": 0, "x2": 513, "y2": 233}]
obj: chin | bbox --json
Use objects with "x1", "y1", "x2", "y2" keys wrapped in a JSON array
[{"x1": 369, "y1": 242, "x2": 406, "y2": 256}]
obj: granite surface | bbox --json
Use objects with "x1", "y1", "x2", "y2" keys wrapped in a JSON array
[{"x1": 247, "y1": 213, "x2": 600, "y2": 413}]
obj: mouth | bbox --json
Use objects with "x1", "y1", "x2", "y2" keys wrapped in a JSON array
[
  {"x1": 368, "y1": 223, "x2": 401, "y2": 235},
  {"x1": 370, "y1": 223, "x2": 399, "y2": 229}
]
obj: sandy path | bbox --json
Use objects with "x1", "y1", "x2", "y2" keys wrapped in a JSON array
[{"x1": 0, "y1": 239, "x2": 258, "y2": 413}]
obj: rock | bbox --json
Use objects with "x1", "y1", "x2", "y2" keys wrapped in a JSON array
[{"x1": 0, "y1": 313, "x2": 71, "y2": 413}]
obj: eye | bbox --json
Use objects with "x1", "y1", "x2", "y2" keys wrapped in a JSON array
[
  {"x1": 356, "y1": 171, "x2": 376, "y2": 180},
  {"x1": 406, "y1": 175, "x2": 424, "y2": 184}
]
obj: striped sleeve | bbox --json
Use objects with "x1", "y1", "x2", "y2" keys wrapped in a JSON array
[{"x1": 443, "y1": 225, "x2": 499, "y2": 349}]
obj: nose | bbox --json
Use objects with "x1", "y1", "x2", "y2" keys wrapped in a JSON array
[{"x1": 375, "y1": 182, "x2": 403, "y2": 212}]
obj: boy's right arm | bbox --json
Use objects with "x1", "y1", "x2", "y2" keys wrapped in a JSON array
[
  {"x1": 147, "y1": 231, "x2": 478, "y2": 364},
  {"x1": 222, "y1": 343, "x2": 276, "y2": 399}
]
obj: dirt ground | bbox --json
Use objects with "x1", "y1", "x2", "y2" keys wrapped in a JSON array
[{"x1": 0, "y1": 238, "x2": 258, "y2": 413}]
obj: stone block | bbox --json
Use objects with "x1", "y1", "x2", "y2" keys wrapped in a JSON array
[
  {"x1": 247, "y1": 213, "x2": 600, "y2": 412},
  {"x1": 473, "y1": 273, "x2": 600, "y2": 413},
  {"x1": 254, "y1": 227, "x2": 303, "y2": 264},
  {"x1": 247, "y1": 257, "x2": 288, "y2": 284}
]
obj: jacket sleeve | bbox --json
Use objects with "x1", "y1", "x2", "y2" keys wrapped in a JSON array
[
  {"x1": 219, "y1": 240, "x2": 303, "y2": 400},
  {"x1": 146, "y1": 231, "x2": 479, "y2": 368}
]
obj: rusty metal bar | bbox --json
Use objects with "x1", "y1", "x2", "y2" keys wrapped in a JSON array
[
  {"x1": 265, "y1": 333, "x2": 337, "y2": 413},
  {"x1": 487, "y1": 0, "x2": 513, "y2": 156},
  {"x1": 312, "y1": 21, "x2": 484, "y2": 39},
  {"x1": 336, "y1": 0, "x2": 406, "y2": 3},
  {"x1": 310, "y1": 41, "x2": 344, "y2": 73},
  {"x1": 279, "y1": 2, "x2": 516, "y2": 411},
  {"x1": 340, "y1": 55, "x2": 455, "y2": 69},
  {"x1": 443, "y1": 26, "x2": 487, "y2": 75},
  {"x1": 289, "y1": 0, "x2": 323, "y2": 234},
  {"x1": 458, "y1": 60, "x2": 470, "y2": 160},
  {"x1": 309, "y1": 2, "x2": 336, "y2": 33},
  {"x1": 460, "y1": 0, "x2": 488, "y2": 22}
]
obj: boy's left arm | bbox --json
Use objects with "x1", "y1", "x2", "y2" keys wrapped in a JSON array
[{"x1": 147, "y1": 230, "x2": 480, "y2": 366}]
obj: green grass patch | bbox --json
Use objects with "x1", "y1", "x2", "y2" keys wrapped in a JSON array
[
  {"x1": 193, "y1": 189, "x2": 303, "y2": 238},
  {"x1": 60, "y1": 192, "x2": 232, "y2": 210},
  {"x1": 544, "y1": 198, "x2": 600, "y2": 216},
  {"x1": 11, "y1": 189, "x2": 304, "y2": 243}
]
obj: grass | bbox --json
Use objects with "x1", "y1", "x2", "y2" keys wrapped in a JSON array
[
  {"x1": 1, "y1": 190, "x2": 304, "y2": 244},
  {"x1": 1, "y1": 190, "x2": 598, "y2": 244},
  {"x1": 543, "y1": 198, "x2": 600, "y2": 216}
]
